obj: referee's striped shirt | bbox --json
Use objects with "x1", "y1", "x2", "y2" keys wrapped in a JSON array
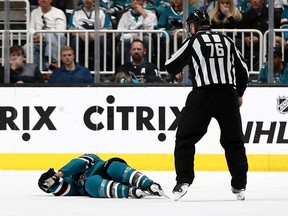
[{"x1": 165, "y1": 29, "x2": 249, "y2": 96}]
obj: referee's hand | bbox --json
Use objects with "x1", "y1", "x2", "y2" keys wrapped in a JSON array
[{"x1": 238, "y1": 97, "x2": 243, "y2": 107}]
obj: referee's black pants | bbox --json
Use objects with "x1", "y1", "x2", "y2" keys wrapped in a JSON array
[{"x1": 174, "y1": 85, "x2": 248, "y2": 190}]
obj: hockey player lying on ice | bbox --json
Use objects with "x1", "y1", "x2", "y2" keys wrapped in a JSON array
[{"x1": 38, "y1": 153, "x2": 167, "y2": 198}]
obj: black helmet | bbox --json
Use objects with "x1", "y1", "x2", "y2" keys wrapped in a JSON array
[{"x1": 186, "y1": 10, "x2": 210, "y2": 27}]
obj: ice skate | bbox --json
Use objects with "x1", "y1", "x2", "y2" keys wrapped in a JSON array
[
  {"x1": 129, "y1": 187, "x2": 149, "y2": 199},
  {"x1": 173, "y1": 183, "x2": 190, "y2": 201},
  {"x1": 147, "y1": 182, "x2": 169, "y2": 198},
  {"x1": 231, "y1": 188, "x2": 245, "y2": 200}
]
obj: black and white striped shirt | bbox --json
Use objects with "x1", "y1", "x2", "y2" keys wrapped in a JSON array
[{"x1": 165, "y1": 29, "x2": 249, "y2": 96}]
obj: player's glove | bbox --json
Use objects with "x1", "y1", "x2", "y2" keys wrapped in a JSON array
[{"x1": 38, "y1": 168, "x2": 60, "y2": 193}]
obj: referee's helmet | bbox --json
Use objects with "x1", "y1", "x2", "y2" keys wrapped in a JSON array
[{"x1": 186, "y1": 10, "x2": 210, "y2": 27}]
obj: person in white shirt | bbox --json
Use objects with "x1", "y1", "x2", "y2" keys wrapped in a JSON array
[
  {"x1": 68, "y1": 0, "x2": 111, "y2": 70},
  {"x1": 29, "y1": 0, "x2": 67, "y2": 70},
  {"x1": 117, "y1": 0, "x2": 158, "y2": 63}
]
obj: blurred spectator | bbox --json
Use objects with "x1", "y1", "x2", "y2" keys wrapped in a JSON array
[
  {"x1": 272, "y1": 1, "x2": 284, "y2": 48},
  {"x1": 190, "y1": 0, "x2": 240, "y2": 11},
  {"x1": 114, "y1": 39, "x2": 163, "y2": 83},
  {"x1": 196, "y1": 0, "x2": 206, "y2": 9},
  {"x1": 238, "y1": 0, "x2": 251, "y2": 12},
  {"x1": 280, "y1": 2, "x2": 288, "y2": 48},
  {"x1": 52, "y1": 0, "x2": 68, "y2": 13},
  {"x1": 205, "y1": 0, "x2": 217, "y2": 13},
  {"x1": 29, "y1": 0, "x2": 38, "y2": 11},
  {"x1": 238, "y1": 0, "x2": 270, "y2": 13},
  {"x1": 114, "y1": 71, "x2": 141, "y2": 83},
  {"x1": 209, "y1": 0, "x2": 242, "y2": 47},
  {"x1": 48, "y1": 46, "x2": 93, "y2": 84},
  {"x1": 157, "y1": 0, "x2": 195, "y2": 41},
  {"x1": 144, "y1": 0, "x2": 170, "y2": 18},
  {"x1": 240, "y1": 0, "x2": 281, "y2": 70},
  {"x1": 274, "y1": 1, "x2": 284, "y2": 29},
  {"x1": 117, "y1": 0, "x2": 158, "y2": 64},
  {"x1": 68, "y1": 0, "x2": 112, "y2": 70},
  {"x1": 173, "y1": 72, "x2": 192, "y2": 84},
  {"x1": 241, "y1": 0, "x2": 282, "y2": 35},
  {"x1": 188, "y1": 0, "x2": 200, "y2": 8},
  {"x1": 29, "y1": 0, "x2": 38, "y2": 5},
  {"x1": 204, "y1": 0, "x2": 242, "y2": 13},
  {"x1": 77, "y1": 0, "x2": 125, "y2": 28},
  {"x1": 125, "y1": 0, "x2": 171, "y2": 18},
  {"x1": 29, "y1": 0, "x2": 67, "y2": 70},
  {"x1": 157, "y1": 0, "x2": 195, "y2": 69},
  {"x1": 258, "y1": 47, "x2": 288, "y2": 84},
  {"x1": 0, "y1": 45, "x2": 44, "y2": 84},
  {"x1": 209, "y1": 0, "x2": 242, "y2": 29},
  {"x1": 124, "y1": 0, "x2": 132, "y2": 9},
  {"x1": 101, "y1": 0, "x2": 126, "y2": 29},
  {"x1": 101, "y1": 0, "x2": 125, "y2": 15}
]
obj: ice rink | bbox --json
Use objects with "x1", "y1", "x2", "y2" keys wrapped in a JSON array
[{"x1": 1, "y1": 170, "x2": 287, "y2": 216}]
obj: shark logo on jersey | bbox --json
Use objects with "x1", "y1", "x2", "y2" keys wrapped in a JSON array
[
  {"x1": 277, "y1": 96, "x2": 288, "y2": 114},
  {"x1": 81, "y1": 20, "x2": 95, "y2": 29},
  {"x1": 168, "y1": 17, "x2": 183, "y2": 29}
]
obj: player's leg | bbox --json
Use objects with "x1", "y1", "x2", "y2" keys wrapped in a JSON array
[
  {"x1": 107, "y1": 162, "x2": 151, "y2": 188},
  {"x1": 107, "y1": 161, "x2": 166, "y2": 197},
  {"x1": 84, "y1": 175, "x2": 147, "y2": 198}
]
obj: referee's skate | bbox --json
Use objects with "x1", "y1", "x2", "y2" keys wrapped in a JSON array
[
  {"x1": 232, "y1": 188, "x2": 245, "y2": 200},
  {"x1": 172, "y1": 183, "x2": 190, "y2": 201}
]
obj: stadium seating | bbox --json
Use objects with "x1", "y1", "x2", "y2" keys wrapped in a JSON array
[{"x1": 0, "y1": 0, "x2": 286, "y2": 83}]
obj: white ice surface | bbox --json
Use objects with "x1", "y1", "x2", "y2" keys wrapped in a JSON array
[{"x1": 0, "y1": 170, "x2": 287, "y2": 216}]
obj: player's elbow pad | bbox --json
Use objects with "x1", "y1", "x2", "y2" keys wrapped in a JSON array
[{"x1": 52, "y1": 181, "x2": 71, "y2": 196}]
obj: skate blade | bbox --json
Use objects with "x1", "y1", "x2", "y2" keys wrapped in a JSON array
[
  {"x1": 151, "y1": 189, "x2": 170, "y2": 199},
  {"x1": 232, "y1": 188, "x2": 245, "y2": 201},
  {"x1": 174, "y1": 191, "x2": 187, "y2": 201},
  {"x1": 158, "y1": 190, "x2": 170, "y2": 199},
  {"x1": 236, "y1": 192, "x2": 245, "y2": 200}
]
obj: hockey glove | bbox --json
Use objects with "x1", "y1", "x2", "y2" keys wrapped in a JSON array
[{"x1": 38, "y1": 168, "x2": 60, "y2": 193}]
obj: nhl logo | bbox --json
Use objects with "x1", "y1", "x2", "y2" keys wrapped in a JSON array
[{"x1": 277, "y1": 96, "x2": 288, "y2": 114}]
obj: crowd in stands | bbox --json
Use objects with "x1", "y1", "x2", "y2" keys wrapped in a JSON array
[
  {"x1": 1, "y1": 0, "x2": 288, "y2": 84},
  {"x1": 48, "y1": 45, "x2": 94, "y2": 84},
  {"x1": 0, "y1": 45, "x2": 44, "y2": 83},
  {"x1": 114, "y1": 39, "x2": 163, "y2": 83}
]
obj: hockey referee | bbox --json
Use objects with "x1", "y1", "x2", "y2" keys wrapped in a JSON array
[{"x1": 165, "y1": 10, "x2": 249, "y2": 201}]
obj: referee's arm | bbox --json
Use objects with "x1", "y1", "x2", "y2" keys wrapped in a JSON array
[
  {"x1": 165, "y1": 39, "x2": 192, "y2": 75},
  {"x1": 232, "y1": 43, "x2": 249, "y2": 97}
]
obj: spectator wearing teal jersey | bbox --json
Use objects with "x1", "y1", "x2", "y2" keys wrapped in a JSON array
[
  {"x1": 258, "y1": 47, "x2": 288, "y2": 84},
  {"x1": 145, "y1": 0, "x2": 170, "y2": 18},
  {"x1": 238, "y1": 0, "x2": 269, "y2": 12},
  {"x1": 78, "y1": 0, "x2": 125, "y2": 12},
  {"x1": 100, "y1": 0, "x2": 126, "y2": 28},
  {"x1": 156, "y1": 0, "x2": 195, "y2": 69},
  {"x1": 157, "y1": 0, "x2": 195, "y2": 39},
  {"x1": 117, "y1": 0, "x2": 158, "y2": 64},
  {"x1": 77, "y1": 0, "x2": 125, "y2": 28},
  {"x1": 68, "y1": 0, "x2": 112, "y2": 70},
  {"x1": 281, "y1": 2, "x2": 288, "y2": 45}
]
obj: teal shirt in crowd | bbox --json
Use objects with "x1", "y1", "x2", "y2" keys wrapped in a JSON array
[
  {"x1": 157, "y1": 4, "x2": 195, "y2": 37},
  {"x1": 258, "y1": 62, "x2": 288, "y2": 84}
]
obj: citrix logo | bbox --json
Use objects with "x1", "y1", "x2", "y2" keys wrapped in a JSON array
[
  {"x1": 0, "y1": 106, "x2": 56, "y2": 141},
  {"x1": 83, "y1": 95, "x2": 182, "y2": 141}
]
